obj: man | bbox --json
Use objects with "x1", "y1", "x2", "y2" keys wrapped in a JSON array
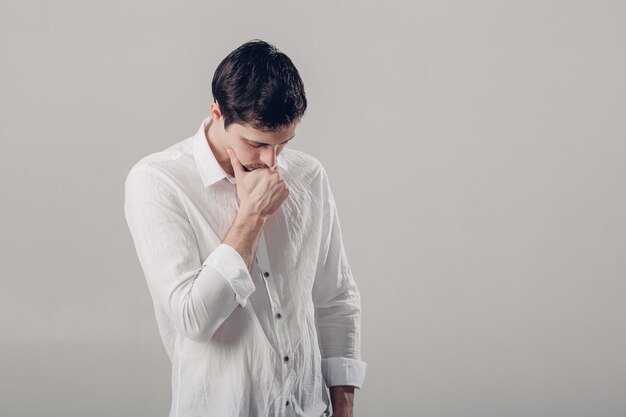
[{"x1": 124, "y1": 39, "x2": 366, "y2": 417}]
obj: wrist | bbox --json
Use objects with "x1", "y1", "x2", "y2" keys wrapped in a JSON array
[
  {"x1": 236, "y1": 205, "x2": 267, "y2": 229},
  {"x1": 329, "y1": 385, "x2": 355, "y2": 407}
]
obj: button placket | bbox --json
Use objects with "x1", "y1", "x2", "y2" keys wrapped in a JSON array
[{"x1": 256, "y1": 229, "x2": 292, "y2": 381}]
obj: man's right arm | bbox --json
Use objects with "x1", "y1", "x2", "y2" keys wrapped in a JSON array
[
  {"x1": 223, "y1": 207, "x2": 266, "y2": 273},
  {"x1": 124, "y1": 167, "x2": 264, "y2": 343}
]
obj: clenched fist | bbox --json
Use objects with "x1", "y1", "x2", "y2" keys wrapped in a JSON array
[{"x1": 227, "y1": 148, "x2": 290, "y2": 220}]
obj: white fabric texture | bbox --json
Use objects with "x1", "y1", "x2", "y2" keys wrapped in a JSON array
[{"x1": 124, "y1": 115, "x2": 366, "y2": 417}]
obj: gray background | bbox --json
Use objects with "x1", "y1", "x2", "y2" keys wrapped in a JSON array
[{"x1": 1, "y1": 1, "x2": 625, "y2": 416}]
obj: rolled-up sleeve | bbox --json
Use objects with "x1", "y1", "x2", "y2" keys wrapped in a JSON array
[
  {"x1": 124, "y1": 167, "x2": 256, "y2": 343},
  {"x1": 311, "y1": 166, "x2": 367, "y2": 389}
]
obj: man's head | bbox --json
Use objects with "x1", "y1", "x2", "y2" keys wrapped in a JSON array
[{"x1": 207, "y1": 39, "x2": 307, "y2": 173}]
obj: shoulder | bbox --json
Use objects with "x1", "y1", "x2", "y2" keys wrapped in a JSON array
[{"x1": 125, "y1": 137, "x2": 195, "y2": 190}]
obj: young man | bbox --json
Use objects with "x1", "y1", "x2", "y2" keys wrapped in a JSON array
[{"x1": 124, "y1": 39, "x2": 366, "y2": 417}]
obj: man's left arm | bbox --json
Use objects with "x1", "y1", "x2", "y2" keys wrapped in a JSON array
[
  {"x1": 329, "y1": 385, "x2": 355, "y2": 417},
  {"x1": 312, "y1": 165, "x2": 367, "y2": 416}
]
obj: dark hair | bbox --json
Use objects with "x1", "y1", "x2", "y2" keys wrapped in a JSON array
[{"x1": 211, "y1": 39, "x2": 307, "y2": 132}]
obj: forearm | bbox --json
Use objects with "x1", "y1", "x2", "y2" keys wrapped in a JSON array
[
  {"x1": 223, "y1": 207, "x2": 266, "y2": 271},
  {"x1": 167, "y1": 210, "x2": 264, "y2": 341},
  {"x1": 174, "y1": 209, "x2": 264, "y2": 340},
  {"x1": 330, "y1": 386, "x2": 355, "y2": 416}
]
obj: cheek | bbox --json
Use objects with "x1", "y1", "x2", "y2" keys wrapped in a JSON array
[
  {"x1": 239, "y1": 147, "x2": 257, "y2": 160},
  {"x1": 231, "y1": 143, "x2": 249, "y2": 156},
  {"x1": 237, "y1": 147, "x2": 261, "y2": 165}
]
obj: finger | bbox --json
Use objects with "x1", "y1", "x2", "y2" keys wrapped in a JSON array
[{"x1": 226, "y1": 148, "x2": 245, "y2": 176}]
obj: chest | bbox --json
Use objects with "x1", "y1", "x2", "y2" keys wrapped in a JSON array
[{"x1": 182, "y1": 177, "x2": 324, "y2": 290}]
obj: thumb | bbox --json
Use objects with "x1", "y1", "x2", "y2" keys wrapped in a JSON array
[{"x1": 226, "y1": 148, "x2": 245, "y2": 177}]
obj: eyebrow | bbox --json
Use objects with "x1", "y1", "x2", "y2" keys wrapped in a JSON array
[{"x1": 243, "y1": 135, "x2": 295, "y2": 145}]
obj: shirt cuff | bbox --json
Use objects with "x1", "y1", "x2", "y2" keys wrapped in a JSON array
[
  {"x1": 202, "y1": 243, "x2": 256, "y2": 308},
  {"x1": 321, "y1": 357, "x2": 368, "y2": 389}
]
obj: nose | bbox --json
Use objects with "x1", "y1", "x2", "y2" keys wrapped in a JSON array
[{"x1": 261, "y1": 145, "x2": 279, "y2": 169}]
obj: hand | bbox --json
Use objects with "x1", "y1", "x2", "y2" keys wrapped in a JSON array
[{"x1": 226, "y1": 148, "x2": 290, "y2": 219}]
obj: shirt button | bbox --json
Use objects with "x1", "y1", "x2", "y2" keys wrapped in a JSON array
[
  {"x1": 275, "y1": 313, "x2": 282, "y2": 319},
  {"x1": 263, "y1": 272, "x2": 270, "y2": 278},
  {"x1": 283, "y1": 355, "x2": 289, "y2": 362}
]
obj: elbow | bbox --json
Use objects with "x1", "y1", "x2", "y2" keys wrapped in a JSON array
[
  {"x1": 166, "y1": 272, "x2": 242, "y2": 343},
  {"x1": 174, "y1": 295, "x2": 223, "y2": 343},
  {"x1": 178, "y1": 314, "x2": 222, "y2": 343}
]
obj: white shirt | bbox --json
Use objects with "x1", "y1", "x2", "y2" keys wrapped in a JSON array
[{"x1": 124, "y1": 115, "x2": 367, "y2": 417}]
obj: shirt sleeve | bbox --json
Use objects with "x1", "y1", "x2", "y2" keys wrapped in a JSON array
[
  {"x1": 311, "y1": 165, "x2": 367, "y2": 389},
  {"x1": 123, "y1": 167, "x2": 256, "y2": 343}
]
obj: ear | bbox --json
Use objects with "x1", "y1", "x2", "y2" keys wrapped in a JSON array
[{"x1": 209, "y1": 101, "x2": 222, "y2": 121}]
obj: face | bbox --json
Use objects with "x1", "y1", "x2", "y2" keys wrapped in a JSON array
[{"x1": 207, "y1": 102, "x2": 297, "y2": 175}]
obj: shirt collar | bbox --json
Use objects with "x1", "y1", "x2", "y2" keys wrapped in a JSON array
[
  {"x1": 192, "y1": 116, "x2": 234, "y2": 187},
  {"x1": 192, "y1": 115, "x2": 287, "y2": 188}
]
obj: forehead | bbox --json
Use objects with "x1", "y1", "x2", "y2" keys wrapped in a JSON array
[{"x1": 233, "y1": 122, "x2": 297, "y2": 144}]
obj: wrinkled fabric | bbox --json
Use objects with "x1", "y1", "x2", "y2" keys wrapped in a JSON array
[{"x1": 123, "y1": 115, "x2": 366, "y2": 417}]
